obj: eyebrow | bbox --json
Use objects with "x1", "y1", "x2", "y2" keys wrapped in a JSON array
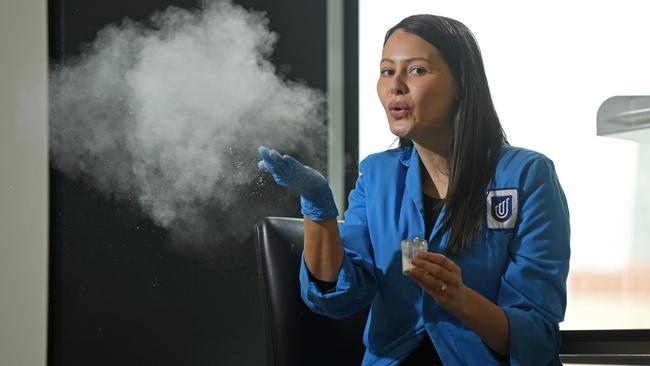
[{"x1": 380, "y1": 57, "x2": 431, "y2": 64}]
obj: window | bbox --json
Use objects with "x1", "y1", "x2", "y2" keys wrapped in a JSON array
[{"x1": 359, "y1": 0, "x2": 650, "y2": 331}]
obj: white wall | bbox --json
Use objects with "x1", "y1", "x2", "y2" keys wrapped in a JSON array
[{"x1": 0, "y1": 0, "x2": 48, "y2": 365}]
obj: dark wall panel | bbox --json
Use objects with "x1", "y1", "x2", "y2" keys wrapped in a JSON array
[{"x1": 48, "y1": 1, "x2": 326, "y2": 365}]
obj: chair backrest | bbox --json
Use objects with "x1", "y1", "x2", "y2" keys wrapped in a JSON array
[{"x1": 255, "y1": 217, "x2": 368, "y2": 366}]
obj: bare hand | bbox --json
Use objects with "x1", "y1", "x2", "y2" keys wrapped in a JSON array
[{"x1": 408, "y1": 252, "x2": 467, "y2": 314}]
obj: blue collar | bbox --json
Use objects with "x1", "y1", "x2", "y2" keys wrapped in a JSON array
[
  {"x1": 401, "y1": 146, "x2": 449, "y2": 244},
  {"x1": 403, "y1": 147, "x2": 423, "y2": 213},
  {"x1": 398, "y1": 146, "x2": 417, "y2": 167}
]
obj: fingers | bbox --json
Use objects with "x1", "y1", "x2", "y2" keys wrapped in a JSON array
[
  {"x1": 257, "y1": 145, "x2": 270, "y2": 160},
  {"x1": 408, "y1": 268, "x2": 447, "y2": 292},
  {"x1": 415, "y1": 252, "x2": 458, "y2": 273},
  {"x1": 410, "y1": 253, "x2": 461, "y2": 289},
  {"x1": 411, "y1": 258, "x2": 456, "y2": 287},
  {"x1": 257, "y1": 146, "x2": 289, "y2": 187},
  {"x1": 280, "y1": 153, "x2": 303, "y2": 169},
  {"x1": 258, "y1": 146, "x2": 287, "y2": 173},
  {"x1": 257, "y1": 155, "x2": 283, "y2": 176},
  {"x1": 269, "y1": 149, "x2": 283, "y2": 162},
  {"x1": 257, "y1": 160, "x2": 273, "y2": 173},
  {"x1": 258, "y1": 146, "x2": 311, "y2": 179},
  {"x1": 258, "y1": 146, "x2": 283, "y2": 164}
]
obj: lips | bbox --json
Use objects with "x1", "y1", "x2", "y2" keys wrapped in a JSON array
[{"x1": 388, "y1": 101, "x2": 410, "y2": 119}]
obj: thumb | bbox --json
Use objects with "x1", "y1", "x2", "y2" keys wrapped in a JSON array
[{"x1": 257, "y1": 160, "x2": 272, "y2": 173}]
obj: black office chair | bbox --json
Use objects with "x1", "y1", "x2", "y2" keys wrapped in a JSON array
[
  {"x1": 254, "y1": 217, "x2": 650, "y2": 366},
  {"x1": 254, "y1": 217, "x2": 368, "y2": 366}
]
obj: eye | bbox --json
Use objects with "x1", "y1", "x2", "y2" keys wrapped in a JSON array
[
  {"x1": 409, "y1": 66, "x2": 427, "y2": 76},
  {"x1": 380, "y1": 68, "x2": 394, "y2": 77}
]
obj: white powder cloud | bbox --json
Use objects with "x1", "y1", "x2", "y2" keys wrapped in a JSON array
[{"x1": 50, "y1": 0, "x2": 325, "y2": 252}]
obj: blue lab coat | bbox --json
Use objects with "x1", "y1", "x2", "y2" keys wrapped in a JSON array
[{"x1": 299, "y1": 145, "x2": 570, "y2": 365}]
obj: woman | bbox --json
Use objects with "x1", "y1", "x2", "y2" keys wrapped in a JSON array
[{"x1": 257, "y1": 14, "x2": 569, "y2": 366}]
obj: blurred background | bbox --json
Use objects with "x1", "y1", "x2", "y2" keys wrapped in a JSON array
[{"x1": 1, "y1": 0, "x2": 648, "y2": 365}]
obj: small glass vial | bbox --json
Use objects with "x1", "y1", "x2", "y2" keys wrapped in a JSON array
[{"x1": 401, "y1": 237, "x2": 428, "y2": 274}]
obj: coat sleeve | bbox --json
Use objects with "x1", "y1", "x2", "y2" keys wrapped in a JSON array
[
  {"x1": 299, "y1": 166, "x2": 378, "y2": 319},
  {"x1": 498, "y1": 155, "x2": 570, "y2": 365}
]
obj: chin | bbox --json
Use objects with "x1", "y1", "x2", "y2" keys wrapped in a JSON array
[{"x1": 388, "y1": 122, "x2": 411, "y2": 139}]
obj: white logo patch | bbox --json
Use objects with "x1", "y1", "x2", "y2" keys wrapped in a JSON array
[{"x1": 486, "y1": 189, "x2": 518, "y2": 230}]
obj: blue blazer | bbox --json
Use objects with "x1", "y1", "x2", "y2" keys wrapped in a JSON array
[{"x1": 299, "y1": 145, "x2": 570, "y2": 366}]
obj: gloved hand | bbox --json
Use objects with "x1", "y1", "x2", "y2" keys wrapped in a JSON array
[{"x1": 257, "y1": 146, "x2": 339, "y2": 221}]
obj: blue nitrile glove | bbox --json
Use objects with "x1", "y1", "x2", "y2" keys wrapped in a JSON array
[{"x1": 257, "y1": 146, "x2": 339, "y2": 221}]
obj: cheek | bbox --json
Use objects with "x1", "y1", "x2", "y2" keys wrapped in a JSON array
[
  {"x1": 421, "y1": 85, "x2": 453, "y2": 114},
  {"x1": 376, "y1": 80, "x2": 387, "y2": 107}
]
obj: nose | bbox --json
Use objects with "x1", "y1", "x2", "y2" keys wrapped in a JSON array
[{"x1": 389, "y1": 75, "x2": 407, "y2": 95}]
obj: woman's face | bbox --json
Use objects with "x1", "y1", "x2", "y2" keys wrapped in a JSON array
[{"x1": 377, "y1": 29, "x2": 457, "y2": 143}]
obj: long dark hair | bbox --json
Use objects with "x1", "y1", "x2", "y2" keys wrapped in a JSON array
[{"x1": 384, "y1": 15, "x2": 507, "y2": 255}]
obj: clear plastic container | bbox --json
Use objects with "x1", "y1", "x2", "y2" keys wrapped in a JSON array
[{"x1": 401, "y1": 237, "x2": 428, "y2": 274}]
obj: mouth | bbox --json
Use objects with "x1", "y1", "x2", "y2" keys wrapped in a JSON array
[{"x1": 388, "y1": 102, "x2": 410, "y2": 119}]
